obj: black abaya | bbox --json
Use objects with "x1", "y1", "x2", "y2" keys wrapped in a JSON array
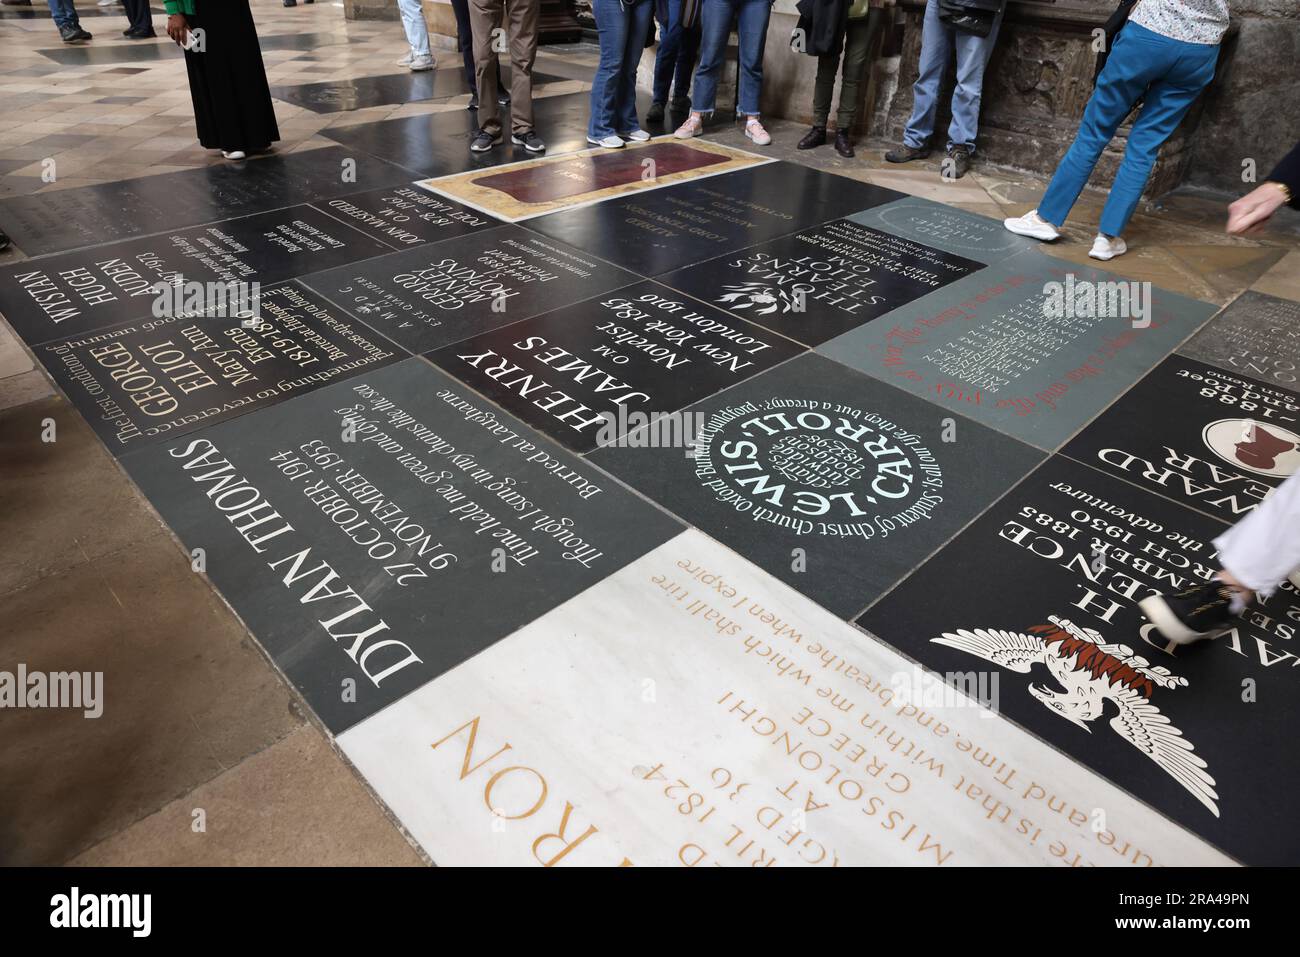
[{"x1": 182, "y1": 0, "x2": 280, "y2": 152}]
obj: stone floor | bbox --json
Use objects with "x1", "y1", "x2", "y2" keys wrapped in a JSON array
[{"x1": 2, "y1": 1, "x2": 1299, "y2": 868}]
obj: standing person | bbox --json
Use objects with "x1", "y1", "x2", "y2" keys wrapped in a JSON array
[
  {"x1": 469, "y1": 0, "x2": 544, "y2": 153},
  {"x1": 883, "y1": 0, "x2": 1005, "y2": 179},
  {"x1": 1004, "y1": 1, "x2": 1229, "y2": 261},
  {"x1": 35, "y1": 1, "x2": 93, "y2": 42},
  {"x1": 164, "y1": 1, "x2": 280, "y2": 162},
  {"x1": 121, "y1": 0, "x2": 156, "y2": 38},
  {"x1": 395, "y1": 0, "x2": 435, "y2": 71},
  {"x1": 588, "y1": 0, "x2": 654, "y2": 148},
  {"x1": 674, "y1": 0, "x2": 775, "y2": 146},
  {"x1": 646, "y1": 0, "x2": 702, "y2": 123},
  {"x1": 795, "y1": 0, "x2": 891, "y2": 158},
  {"x1": 447, "y1": 0, "x2": 505, "y2": 109}
]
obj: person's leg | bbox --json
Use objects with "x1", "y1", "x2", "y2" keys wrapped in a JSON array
[
  {"x1": 588, "y1": 0, "x2": 630, "y2": 139},
  {"x1": 653, "y1": 0, "x2": 682, "y2": 106},
  {"x1": 1036, "y1": 27, "x2": 1175, "y2": 228},
  {"x1": 616, "y1": 0, "x2": 654, "y2": 133},
  {"x1": 451, "y1": 0, "x2": 477, "y2": 88},
  {"x1": 835, "y1": 8, "x2": 883, "y2": 132},
  {"x1": 674, "y1": 17, "x2": 701, "y2": 101},
  {"x1": 396, "y1": 0, "x2": 432, "y2": 57},
  {"x1": 1097, "y1": 37, "x2": 1218, "y2": 237},
  {"x1": 944, "y1": 5, "x2": 1002, "y2": 153},
  {"x1": 1214, "y1": 473, "x2": 1300, "y2": 600},
  {"x1": 901, "y1": 0, "x2": 953, "y2": 150},
  {"x1": 734, "y1": 0, "x2": 771, "y2": 117},
  {"x1": 470, "y1": 0, "x2": 503, "y2": 133},
  {"x1": 507, "y1": 0, "x2": 539, "y2": 135},
  {"x1": 123, "y1": 0, "x2": 154, "y2": 34},
  {"x1": 46, "y1": 0, "x2": 78, "y2": 29},
  {"x1": 810, "y1": 35, "x2": 845, "y2": 129},
  {"x1": 689, "y1": 0, "x2": 732, "y2": 116}
]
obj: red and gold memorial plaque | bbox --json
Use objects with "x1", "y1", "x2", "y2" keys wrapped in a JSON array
[{"x1": 418, "y1": 139, "x2": 771, "y2": 221}]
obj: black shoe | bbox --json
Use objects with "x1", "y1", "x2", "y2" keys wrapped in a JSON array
[
  {"x1": 834, "y1": 129, "x2": 854, "y2": 158},
  {"x1": 646, "y1": 101, "x2": 665, "y2": 123},
  {"x1": 944, "y1": 146, "x2": 971, "y2": 180},
  {"x1": 498, "y1": 92, "x2": 511, "y2": 106},
  {"x1": 123, "y1": 28, "x2": 156, "y2": 39},
  {"x1": 797, "y1": 126, "x2": 826, "y2": 150},
  {"x1": 1139, "y1": 580, "x2": 1241, "y2": 646},
  {"x1": 470, "y1": 128, "x2": 502, "y2": 152},
  {"x1": 884, "y1": 143, "x2": 930, "y2": 164},
  {"x1": 0, "y1": 229, "x2": 10, "y2": 253},
  {"x1": 669, "y1": 96, "x2": 691, "y2": 114},
  {"x1": 511, "y1": 130, "x2": 545, "y2": 153},
  {"x1": 59, "y1": 24, "x2": 92, "y2": 42},
  {"x1": 283, "y1": 0, "x2": 297, "y2": 6},
  {"x1": 467, "y1": 93, "x2": 479, "y2": 110}
]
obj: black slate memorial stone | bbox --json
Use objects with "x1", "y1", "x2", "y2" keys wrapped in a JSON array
[
  {"x1": 1062, "y1": 356, "x2": 1300, "y2": 523},
  {"x1": 426, "y1": 279, "x2": 805, "y2": 453},
  {"x1": 300, "y1": 224, "x2": 637, "y2": 355},
  {"x1": 320, "y1": 92, "x2": 610, "y2": 178},
  {"x1": 658, "y1": 218, "x2": 984, "y2": 346},
  {"x1": 857, "y1": 455, "x2": 1300, "y2": 865},
  {"x1": 525, "y1": 162, "x2": 905, "y2": 276},
  {"x1": 36, "y1": 31, "x2": 346, "y2": 65},
  {"x1": 36, "y1": 281, "x2": 405, "y2": 455},
  {"x1": 0, "y1": 204, "x2": 392, "y2": 346},
  {"x1": 1179, "y1": 290, "x2": 1300, "y2": 389},
  {"x1": 309, "y1": 184, "x2": 500, "y2": 251},
  {"x1": 848, "y1": 196, "x2": 1039, "y2": 266},
  {"x1": 119, "y1": 358, "x2": 682, "y2": 733},
  {"x1": 589, "y1": 352, "x2": 1043, "y2": 617},
  {"x1": 270, "y1": 69, "x2": 563, "y2": 114},
  {"x1": 0, "y1": 146, "x2": 419, "y2": 257},
  {"x1": 818, "y1": 248, "x2": 1220, "y2": 450}
]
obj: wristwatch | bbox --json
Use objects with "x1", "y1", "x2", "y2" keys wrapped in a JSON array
[{"x1": 1267, "y1": 181, "x2": 1294, "y2": 205}]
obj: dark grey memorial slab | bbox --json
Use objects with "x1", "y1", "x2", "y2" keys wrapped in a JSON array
[
  {"x1": 119, "y1": 357, "x2": 682, "y2": 733},
  {"x1": 1062, "y1": 355, "x2": 1300, "y2": 523},
  {"x1": 426, "y1": 279, "x2": 805, "y2": 453},
  {"x1": 589, "y1": 352, "x2": 1043, "y2": 617},
  {"x1": 858, "y1": 455, "x2": 1300, "y2": 866},
  {"x1": 1, "y1": 4, "x2": 161, "y2": 18},
  {"x1": 818, "y1": 248, "x2": 1220, "y2": 450},
  {"x1": 321, "y1": 92, "x2": 614, "y2": 178},
  {"x1": 35, "y1": 281, "x2": 405, "y2": 455},
  {"x1": 0, "y1": 146, "x2": 419, "y2": 257},
  {"x1": 0, "y1": 204, "x2": 392, "y2": 346},
  {"x1": 524, "y1": 162, "x2": 905, "y2": 276},
  {"x1": 300, "y1": 224, "x2": 637, "y2": 355},
  {"x1": 848, "y1": 196, "x2": 1039, "y2": 265},
  {"x1": 659, "y1": 218, "x2": 983, "y2": 347},
  {"x1": 308, "y1": 183, "x2": 500, "y2": 251},
  {"x1": 270, "y1": 68, "x2": 563, "y2": 114},
  {"x1": 36, "y1": 31, "x2": 347, "y2": 65},
  {"x1": 1179, "y1": 290, "x2": 1300, "y2": 389}
]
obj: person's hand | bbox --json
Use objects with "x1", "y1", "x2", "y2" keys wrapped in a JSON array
[
  {"x1": 1227, "y1": 183, "x2": 1289, "y2": 235},
  {"x1": 166, "y1": 13, "x2": 190, "y2": 48}
]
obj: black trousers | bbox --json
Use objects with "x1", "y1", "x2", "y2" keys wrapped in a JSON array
[
  {"x1": 122, "y1": 0, "x2": 154, "y2": 34},
  {"x1": 182, "y1": 0, "x2": 280, "y2": 151},
  {"x1": 450, "y1": 0, "x2": 501, "y2": 94}
]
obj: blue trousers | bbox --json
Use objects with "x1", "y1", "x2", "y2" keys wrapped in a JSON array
[
  {"x1": 589, "y1": 0, "x2": 654, "y2": 138},
  {"x1": 397, "y1": 0, "x2": 431, "y2": 58},
  {"x1": 47, "y1": 0, "x2": 80, "y2": 29},
  {"x1": 1039, "y1": 22, "x2": 1218, "y2": 236},
  {"x1": 902, "y1": 0, "x2": 1003, "y2": 153},
  {"x1": 692, "y1": 0, "x2": 772, "y2": 117},
  {"x1": 653, "y1": 0, "x2": 701, "y2": 104}
]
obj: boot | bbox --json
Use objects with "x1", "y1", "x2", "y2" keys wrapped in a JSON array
[
  {"x1": 797, "y1": 126, "x2": 826, "y2": 150},
  {"x1": 833, "y1": 129, "x2": 854, "y2": 158}
]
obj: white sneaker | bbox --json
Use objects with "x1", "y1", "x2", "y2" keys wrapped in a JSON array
[
  {"x1": 221, "y1": 150, "x2": 246, "y2": 160},
  {"x1": 396, "y1": 51, "x2": 414, "y2": 66},
  {"x1": 744, "y1": 117, "x2": 771, "y2": 146},
  {"x1": 408, "y1": 54, "x2": 434, "y2": 72},
  {"x1": 1089, "y1": 233, "x2": 1127, "y2": 261},
  {"x1": 587, "y1": 134, "x2": 624, "y2": 149},
  {"x1": 1003, "y1": 209, "x2": 1060, "y2": 241},
  {"x1": 620, "y1": 129, "x2": 651, "y2": 142}
]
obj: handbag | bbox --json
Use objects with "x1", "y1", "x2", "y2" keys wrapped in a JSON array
[
  {"x1": 1094, "y1": 0, "x2": 1140, "y2": 84},
  {"x1": 848, "y1": 0, "x2": 870, "y2": 19}
]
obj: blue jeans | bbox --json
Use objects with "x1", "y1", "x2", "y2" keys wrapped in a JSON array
[
  {"x1": 589, "y1": 0, "x2": 654, "y2": 138},
  {"x1": 397, "y1": 0, "x2": 431, "y2": 58},
  {"x1": 1039, "y1": 22, "x2": 1218, "y2": 236},
  {"x1": 903, "y1": 0, "x2": 1003, "y2": 153},
  {"x1": 47, "y1": 0, "x2": 80, "y2": 29},
  {"x1": 653, "y1": 0, "x2": 701, "y2": 104},
  {"x1": 692, "y1": 0, "x2": 772, "y2": 117}
]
